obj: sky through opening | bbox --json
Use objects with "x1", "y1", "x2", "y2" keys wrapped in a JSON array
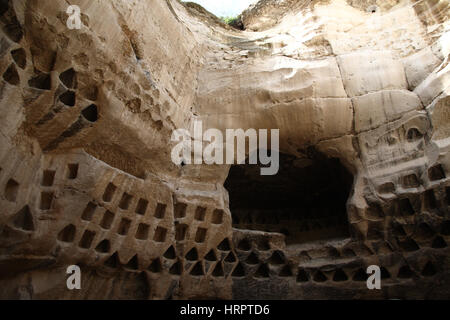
[{"x1": 182, "y1": 0, "x2": 259, "y2": 17}]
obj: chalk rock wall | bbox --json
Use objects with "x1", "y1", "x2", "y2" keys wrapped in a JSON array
[{"x1": 0, "y1": 0, "x2": 449, "y2": 299}]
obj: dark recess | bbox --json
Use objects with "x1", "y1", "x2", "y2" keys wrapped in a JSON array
[{"x1": 225, "y1": 150, "x2": 353, "y2": 245}]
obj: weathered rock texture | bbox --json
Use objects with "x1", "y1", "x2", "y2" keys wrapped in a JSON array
[{"x1": 0, "y1": 0, "x2": 449, "y2": 299}]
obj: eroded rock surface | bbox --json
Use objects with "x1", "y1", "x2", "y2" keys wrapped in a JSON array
[{"x1": 0, "y1": 0, "x2": 449, "y2": 299}]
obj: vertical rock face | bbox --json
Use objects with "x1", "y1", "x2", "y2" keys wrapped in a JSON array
[{"x1": 0, "y1": 0, "x2": 448, "y2": 299}]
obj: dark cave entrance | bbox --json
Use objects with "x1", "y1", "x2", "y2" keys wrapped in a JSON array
[{"x1": 225, "y1": 150, "x2": 353, "y2": 245}]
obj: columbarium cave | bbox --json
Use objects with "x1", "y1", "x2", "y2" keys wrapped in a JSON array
[{"x1": 0, "y1": 0, "x2": 449, "y2": 300}]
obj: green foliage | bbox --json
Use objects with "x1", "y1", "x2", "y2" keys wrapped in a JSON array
[{"x1": 220, "y1": 16, "x2": 240, "y2": 25}]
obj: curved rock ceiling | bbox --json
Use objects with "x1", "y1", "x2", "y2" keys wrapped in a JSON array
[{"x1": 0, "y1": 0, "x2": 449, "y2": 299}]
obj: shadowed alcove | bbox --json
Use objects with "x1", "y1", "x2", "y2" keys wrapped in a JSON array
[{"x1": 225, "y1": 149, "x2": 353, "y2": 245}]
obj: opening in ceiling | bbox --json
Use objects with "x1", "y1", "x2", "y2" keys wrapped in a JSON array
[{"x1": 181, "y1": 0, "x2": 258, "y2": 19}]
